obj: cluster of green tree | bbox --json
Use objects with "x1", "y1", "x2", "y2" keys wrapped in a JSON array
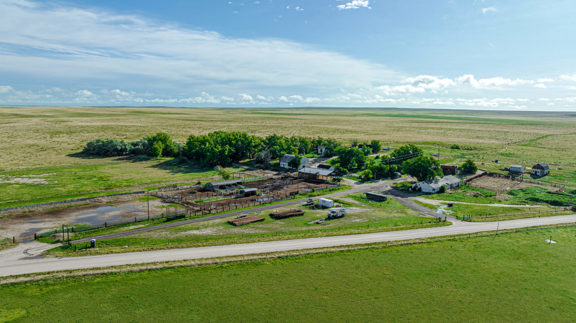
[
  {"x1": 83, "y1": 131, "x2": 341, "y2": 167},
  {"x1": 82, "y1": 133, "x2": 179, "y2": 158},
  {"x1": 351, "y1": 139, "x2": 382, "y2": 154},
  {"x1": 184, "y1": 132, "x2": 339, "y2": 167},
  {"x1": 82, "y1": 138, "x2": 148, "y2": 157},
  {"x1": 333, "y1": 144, "x2": 421, "y2": 173},
  {"x1": 402, "y1": 155, "x2": 443, "y2": 181},
  {"x1": 146, "y1": 133, "x2": 179, "y2": 157},
  {"x1": 460, "y1": 159, "x2": 478, "y2": 174},
  {"x1": 359, "y1": 162, "x2": 401, "y2": 181}
]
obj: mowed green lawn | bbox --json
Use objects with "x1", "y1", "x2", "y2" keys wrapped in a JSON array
[{"x1": 2, "y1": 226, "x2": 576, "y2": 322}]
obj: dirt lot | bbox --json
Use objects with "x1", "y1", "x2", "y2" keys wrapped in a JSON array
[
  {"x1": 467, "y1": 175, "x2": 541, "y2": 196},
  {"x1": 0, "y1": 199, "x2": 166, "y2": 241}
]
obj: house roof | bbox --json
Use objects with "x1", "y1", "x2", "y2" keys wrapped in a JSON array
[
  {"x1": 298, "y1": 167, "x2": 335, "y2": 176},
  {"x1": 533, "y1": 162, "x2": 549, "y2": 171},
  {"x1": 280, "y1": 154, "x2": 295, "y2": 163},
  {"x1": 440, "y1": 164, "x2": 458, "y2": 169},
  {"x1": 317, "y1": 164, "x2": 334, "y2": 170}
]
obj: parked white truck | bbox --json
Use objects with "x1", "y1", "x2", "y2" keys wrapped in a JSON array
[{"x1": 327, "y1": 207, "x2": 346, "y2": 219}]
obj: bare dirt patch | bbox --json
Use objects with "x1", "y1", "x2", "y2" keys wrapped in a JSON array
[
  {"x1": 467, "y1": 175, "x2": 540, "y2": 195},
  {"x1": 0, "y1": 200, "x2": 166, "y2": 241}
]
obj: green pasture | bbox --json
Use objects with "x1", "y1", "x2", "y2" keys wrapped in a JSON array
[{"x1": 2, "y1": 226, "x2": 576, "y2": 322}]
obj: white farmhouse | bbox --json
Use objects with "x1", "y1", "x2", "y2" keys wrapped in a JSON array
[
  {"x1": 279, "y1": 154, "x2": 309, "y2": 170},
  {"x1": 412, "y1": 175, "x2": 462, "y2": 194}
]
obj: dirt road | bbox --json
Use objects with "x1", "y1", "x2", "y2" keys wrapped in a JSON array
[{"x1": 1, "y1": 214, "x2": 575, "y2": 277}]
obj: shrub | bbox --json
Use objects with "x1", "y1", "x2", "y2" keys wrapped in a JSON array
[{"x1": 461, "y1": 159, "x2": 478, "y2": 174}]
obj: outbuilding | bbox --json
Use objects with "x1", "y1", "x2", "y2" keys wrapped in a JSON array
[
  {"x1": 298, "y1": 166, "x2": 335, "y2": 182},
  {"x1": 365, "y1": 192, "x2": 388, "y2": 202},
  {"x1": 318, "y1": 198, "x2": 334, "y2": 209},
  {"x1": 509, "y1": 165, "x2": 525, "y2": 175},
  {"x1": 440, "y1": 164, "x2": 458, "y2": 176},
  {"x1": 239, "y1": 188, "x2": 258, "y2": 197},
  {"x1": 531, "y1": 163, "x2": 550, "y2": 177}
]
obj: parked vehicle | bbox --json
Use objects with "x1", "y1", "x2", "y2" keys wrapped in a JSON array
[{"x1": 327, "y1": 207, "x2": 346, "y2": 220}]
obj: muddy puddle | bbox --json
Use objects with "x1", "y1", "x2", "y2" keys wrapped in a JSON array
[{"x1": 0, "y1": 200, "x2": 167, "y2": 240}]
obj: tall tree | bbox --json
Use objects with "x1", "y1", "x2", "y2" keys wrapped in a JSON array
[
  {"x1": 461, "y1": 159, "x2": 478, "y2": 174},
  {"x1": 402, "y1": 155, "x2": 442, "y2": 181}
]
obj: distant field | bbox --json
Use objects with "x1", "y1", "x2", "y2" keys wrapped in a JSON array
[
  {"x1": 1, "y1": 106, "x2": 576, "y2": 207},
  {"x1": 2, "y1": 226, "x2": 575, "y2": 322},
  {"x1": 1, "y1": 107, "x2": 575, "y2": 169}
]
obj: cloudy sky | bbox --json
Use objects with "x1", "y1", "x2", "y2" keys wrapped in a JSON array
[{"x1": 1, "y1": 0, "x2": 575, "y2": 110}]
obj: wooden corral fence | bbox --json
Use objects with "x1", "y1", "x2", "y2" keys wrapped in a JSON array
[{"x1": 22, "y1": 182, "x2": 340, "y2": 244}]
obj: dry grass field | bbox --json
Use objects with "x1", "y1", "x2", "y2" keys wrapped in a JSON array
[
  {"x1": 1, "y1": 106, "x2": 575, "y2": 208},
  {"x1": 2, "y1": 106, "x2": 575, "y2": 170}
]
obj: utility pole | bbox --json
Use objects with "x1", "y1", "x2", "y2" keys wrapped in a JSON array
[{"x1": 147, "y1": 191, "x2": 150, "y2": 221}]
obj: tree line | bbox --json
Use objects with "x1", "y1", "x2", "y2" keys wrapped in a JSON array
[
  {"x1": 82, "y1": 131, "x2": 340, "y2": 167},
  {"x1": 82, "y1": 131, "x2": 477, "y2": 182}
]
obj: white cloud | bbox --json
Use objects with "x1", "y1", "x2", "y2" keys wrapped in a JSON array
[
  {"x1": 76, "y1": 90, "x2": 95, "y2": 97},
  {"x1": 0, "y1": 85, "x2": 15, "y2": 94},
  {"x1": 337, "y1": 0, "x2": 371, "y2": 10},
  {"x1": 1, "y1": 1, "x2": 575, "y2": 111},
  {"x1": 482, "y1": 7, "x2": 498, "y2": 14},
  {"x1": 456, "y1": 74, "x2": 533, "y2": 89},
  {"x1": 0, "y1": 0, "x2": 399, "y2": 94},
  {"x1": 560, "y1": 74, "x2": 576, "y2": 82}
]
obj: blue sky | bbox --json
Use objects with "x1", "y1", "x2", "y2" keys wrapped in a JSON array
[{"x1": 1, "y1": 0, "x2": 575, "y2": 110}]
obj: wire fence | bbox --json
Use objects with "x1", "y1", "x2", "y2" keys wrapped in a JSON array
[
  {"x1": 460, "y1": 207, "x2": 572, "y2": 221},
  {"x1": 17, "y1": 184, "x2": 340, "y2": 244}
]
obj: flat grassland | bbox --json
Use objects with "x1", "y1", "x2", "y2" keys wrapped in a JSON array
[
  {"x1": 1, "y1": 226, "x2": 575, "y2": 322},
  {"x1": 2, "y1": 106, "x2": 576, "y2": 208}
]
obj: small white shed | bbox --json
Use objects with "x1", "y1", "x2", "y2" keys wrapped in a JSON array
[{"x1": 318, "y1": 198, "x2": 334, "y2": 209}]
